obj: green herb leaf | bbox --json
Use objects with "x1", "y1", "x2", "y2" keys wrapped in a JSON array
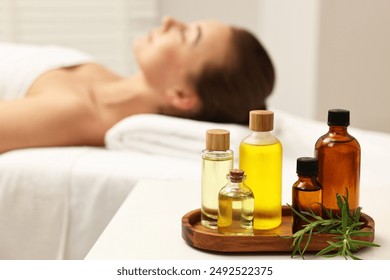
[{"x1": 286, "y1": 193, "x2": 380, "y2": 260}]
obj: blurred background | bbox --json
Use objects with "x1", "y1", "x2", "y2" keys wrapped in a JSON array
[{"x1": 0, "y1": 0, "x2": 389, "y2": 133}]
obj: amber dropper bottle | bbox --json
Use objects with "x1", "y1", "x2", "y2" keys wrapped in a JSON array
[
  {"x1": 315, "y1": 109, "x2": 360, "y2": 213},
  {"x1": 292, "y1": 157, "x2": 322, "y2": 233}
]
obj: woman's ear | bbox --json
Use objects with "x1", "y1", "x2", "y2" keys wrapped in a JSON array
[{"x1": 165, "y1": 87, "x2": 200, "y2": 112}]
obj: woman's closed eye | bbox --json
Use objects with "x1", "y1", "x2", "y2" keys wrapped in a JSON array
[
  {"x1": 192, "y1": 25, "x2": 201, "y2": 46},
  {"x1": 179, "y1": 25, "x2": 201, "y2": 46}
]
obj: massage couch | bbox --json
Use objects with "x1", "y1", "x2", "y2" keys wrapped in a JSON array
[{"x1": 0, "y1": 110, "x2": 389, "y2": 259}]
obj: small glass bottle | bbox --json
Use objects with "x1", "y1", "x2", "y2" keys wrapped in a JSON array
[
  {"x1": 315, "y1": 109, "x2": 360, "y2": 213},
  {"x1": 292, "y1": 157, "x2": 322, "y2": 233},
  {"x1": 239, "y1": 110, "x2": 282, "y2": 230},
  {"x1": 218, "y1": 169, "x2": 254, "y2": 235},
  {"x1": 201, "y1": 129, "x2": 234, "y2": 229}
]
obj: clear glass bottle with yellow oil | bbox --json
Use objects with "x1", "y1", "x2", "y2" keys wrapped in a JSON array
[
  {"x1": 218, "y1": 169, "x2": 254, "y2": 235},
  {"x1": 201, "y1": 129, "x2": 234, "y2": 229},
  {"x1": 239, "y1": 110, "x2": 282, "y2": 230}
]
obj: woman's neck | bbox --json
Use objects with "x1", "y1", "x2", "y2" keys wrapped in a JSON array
[
  {"x1": 102, "y1": 72, "x2": 164, "y2": 104},
  {"x1": 91, "y1": 72, "x2": 164, "y2": 126}
]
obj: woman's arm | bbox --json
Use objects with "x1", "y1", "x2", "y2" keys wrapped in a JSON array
[{"x1": 0, "y1": 97, "x2": 105, "y2": 153}]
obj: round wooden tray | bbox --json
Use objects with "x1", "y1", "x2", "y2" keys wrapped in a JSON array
[{"x1": 181, "y1": 206, "x2": 375, "y2": 253}]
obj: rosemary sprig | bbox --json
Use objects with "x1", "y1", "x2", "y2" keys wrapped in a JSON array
[{"x1": 287, "y1": 193, "x2": 380, "y2": 259}]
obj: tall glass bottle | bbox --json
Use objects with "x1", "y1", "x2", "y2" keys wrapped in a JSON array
[
  {"x1": 218, "y1": 169, "x2": 254, "y2": 235},
  {"x1": 239, "y1": 110, "x2": 283, "y2": 230},
  {"x1": 201, "y1": 129, "x2": 234, "y2": 229},
  {"x1": 315, "y1": 109, "x2": 360, "y2": 213},
  {"x1": 292, "y1": 157, "x2": 322, "y2": 233}
]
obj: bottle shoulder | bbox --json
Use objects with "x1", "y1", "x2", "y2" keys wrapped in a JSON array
[
  {"x1": 241, "y1": 131, "x2": 281, "y2": 146},
  {"x1": 202, "y1": 149, "x2": 234, "y2": 160},
  {"x1": 315, "y1": 130, "x2": 360, "y2": 148},
  {"x1": 293, "y1": 179, "x2": 322, "y2": 191},
  {"x1": 220, "y1": 183, "x2": 254, "y2": 197}
]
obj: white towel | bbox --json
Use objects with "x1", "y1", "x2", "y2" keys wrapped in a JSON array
[
  {"x1": 104, "y1": 111, "x2": 322, "y2": 160},
  {"x1": 105, "y1": 114, "x2": 250, "y2": 160},
  {"x1": 0, "y1": 42, "x2": 94, "y2": 100},
  {"x1": 105, "y1": 111, "x2": 390, "y2": 188}
]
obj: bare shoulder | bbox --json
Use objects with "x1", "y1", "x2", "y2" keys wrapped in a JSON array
[{"x1": 26, "y1": 62, "x2": 120, "y2": 98}]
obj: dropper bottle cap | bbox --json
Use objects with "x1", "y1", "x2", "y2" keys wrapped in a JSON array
[
  {"x1": 206, "y1": 129, "x2": 230, "y2": 151},
  {"x1": 249, "y1": 110, "x2": 274, "y2": 132},
  {"x1": 296, "y1": 157, "x2": 319, "y2": 177},
  {"x1": 328, "y1": 109, "x2": 350, "y2": 126}
]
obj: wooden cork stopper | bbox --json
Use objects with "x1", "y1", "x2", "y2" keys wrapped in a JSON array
[
  {"x1": 206, "y1": 129, "x2": 230, "y2": 151},
  {"x1": 229, "y1": 169, "x2": 245, "y2": 183},
  {"x1": 249, "y1": 110, "x2": 274, "y2": 132}
]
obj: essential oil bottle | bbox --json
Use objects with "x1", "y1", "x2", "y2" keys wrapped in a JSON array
[
  {"x1": 201, "y1": 129, "x2": 234, "y2": 229},
  {"x1": 239, "y1": 110, "x2": 283, "y2": 230},
  {"x1": 218, "y1": 169, "x2": 254, "y2": 235},
  {"x1": 292, "y1": 157, "x2": 322, "y2": 233},
  {"x1": 315, "y1": 109, "x2": 360, "y2": 213}
]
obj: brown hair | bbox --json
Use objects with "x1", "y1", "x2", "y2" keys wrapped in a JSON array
[{"x1": 191, "y1": 27, "x2": 275, "y2": 124}]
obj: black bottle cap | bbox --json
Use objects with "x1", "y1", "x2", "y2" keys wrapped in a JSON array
[
  {"x1": 296, "y1": 157, "x2": 318, "y2": 177},
  {"x1": 327, "y1": 109, "x2": 350, "y2": 126}
]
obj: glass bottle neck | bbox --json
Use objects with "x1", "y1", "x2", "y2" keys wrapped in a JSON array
[
  {"x1": 297, "y1": 175, "x2": 318, "y2": 183},
  {"x1": 243, "y1": 130, "x2": 278, "y2": 145},
  {"x1": 328, "y1": 125, "x2": 348, "y2": 134},
  {"x1": 228, "y1": 174, "x2": 245, "y2": 184},
  {"x1": 251, "y1": 131, "x2": 272, "y2": 136}
]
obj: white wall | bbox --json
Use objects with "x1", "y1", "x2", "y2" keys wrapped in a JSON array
[
  {"x1": 159, "y1": 0, "x2": 260, "y2": 34},
  {"x1": 257, "y1": 0, "x2": 320, "y2": 120},
  {"x1": 316, "y1": 0, "x2": 390, "y2": 133},
  {"x1": 258, "y1": 0, "x2": 390, "y2": 133}
]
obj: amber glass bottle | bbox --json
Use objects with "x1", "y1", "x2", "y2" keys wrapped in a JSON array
[
  {"x1": 292, "y1": 157, "x2": 322, "y2": 233},
  {"x1": 315, "y1": 109, "x2": 360, "y2": 213}
]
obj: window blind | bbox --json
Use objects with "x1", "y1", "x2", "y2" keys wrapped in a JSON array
[{"x1": 0, "y1": 0, "x2": 160, "y2": 74}]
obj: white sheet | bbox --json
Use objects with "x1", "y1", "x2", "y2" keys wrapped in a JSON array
[
  {"x1": 0, "y1": 110, "x2": 389, "y2": 259},
  {"x1": 0, "y1": 148, "x2": 88, "y2": 259},
  {"x1": 0, "y1": 147, "x2": 199, "y2": 259},
  {"x1": 0, "y1": 42, "x2": 93, "y2": 100}
]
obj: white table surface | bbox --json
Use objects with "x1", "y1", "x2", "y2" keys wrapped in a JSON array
[{"x1": 85, "y1": 179, "x2": 390, "y2": 260}]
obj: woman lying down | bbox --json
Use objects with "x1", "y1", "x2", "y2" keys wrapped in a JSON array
[{"x1": 0, "y1": 16, "x2": 275, "y2": 153}]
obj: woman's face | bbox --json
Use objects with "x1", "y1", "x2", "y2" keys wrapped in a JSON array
[{"x1": 133, "y1": 16, "x2": 232, "y2": 91}]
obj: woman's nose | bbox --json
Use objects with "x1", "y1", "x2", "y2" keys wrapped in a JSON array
[{"x1": 162, "y1": 16, "x2": 185, "y2": 31}]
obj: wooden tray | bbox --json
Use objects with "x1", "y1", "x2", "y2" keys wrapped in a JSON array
[{"x1": 181, "y1": 206, "x2": 375, "y2": 253}]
